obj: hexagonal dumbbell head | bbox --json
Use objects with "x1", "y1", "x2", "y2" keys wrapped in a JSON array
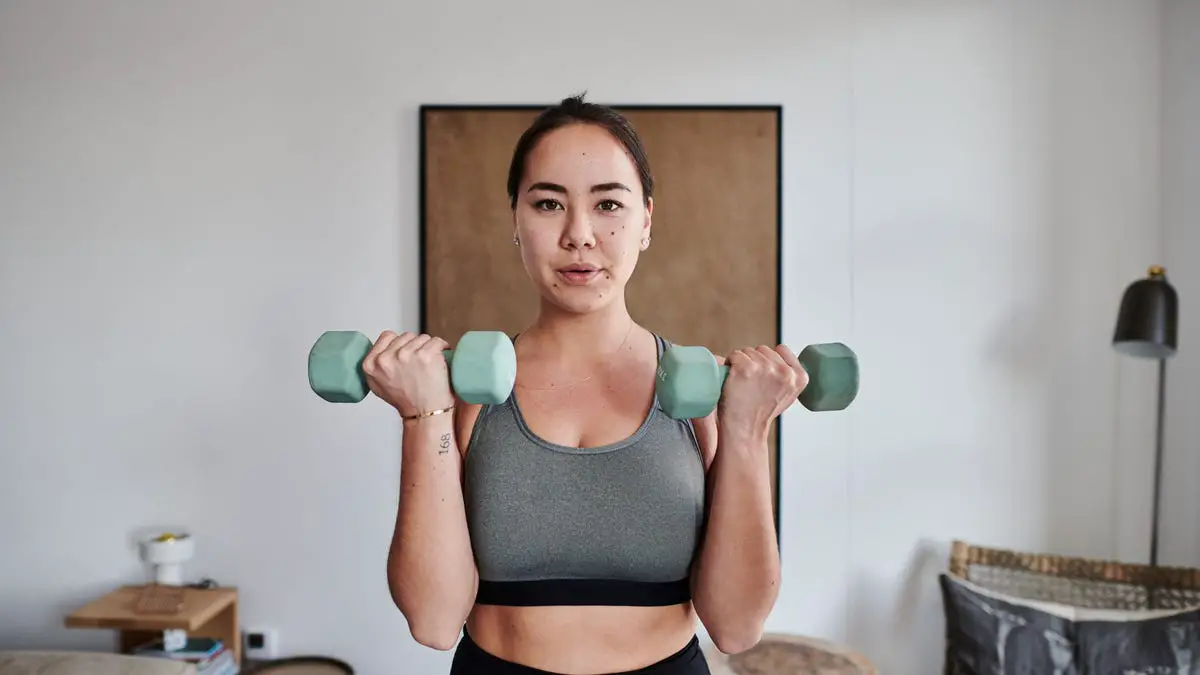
[
  {"x1": 308, "y1": 331, "x2": 373, "y2": 403},
  {"x1": 797, "y1": 342, "x2": 859, "y2": 411},
  {"x1": 447, "y1": 330, "x2": 517, "y2": 405},
  {"x1": 656, "y1": 345, "x2": 725, "y2": 420}
]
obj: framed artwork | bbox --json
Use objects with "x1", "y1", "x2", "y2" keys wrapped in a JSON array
[{"x1": 418, "y1": 103, "x2": 783, "y2": 541}]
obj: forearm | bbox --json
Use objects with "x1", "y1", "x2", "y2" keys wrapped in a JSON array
[
  {"x1": 387, "y1": 413, "x2": 477, "y2": 649},
  {"x1": 691, "y1": 424, "x2": 781, "y2": 653}
]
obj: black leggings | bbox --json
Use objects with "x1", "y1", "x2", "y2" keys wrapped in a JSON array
[{"x1": 449, "y1": 629, "x2": 712, "y2": 675}]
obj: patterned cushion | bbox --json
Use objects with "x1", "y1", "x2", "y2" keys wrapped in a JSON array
[{"x1": 940, "y1": 573, "x2": 1200, "y2": 673}]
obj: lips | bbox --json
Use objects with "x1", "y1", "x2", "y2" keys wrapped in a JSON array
[{"x1": 556, "y1": 263, "x2": 601, "y2": 285}]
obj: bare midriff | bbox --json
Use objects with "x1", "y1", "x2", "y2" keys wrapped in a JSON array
[{"x1": 464, "y1": 602, "x2": 699, "y2": 674}]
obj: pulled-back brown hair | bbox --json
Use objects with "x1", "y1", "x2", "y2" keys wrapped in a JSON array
[{"x1": 506, "y1": 93, "x2": 653, "y2": 209}]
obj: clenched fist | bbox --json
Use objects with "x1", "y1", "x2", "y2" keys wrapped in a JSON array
[
  {"x1": 361, "y1": 331, "x2": 455, "y2": 418},
  {"x1": 717, "y1": 345, "x2": 810, "y2": 434}
]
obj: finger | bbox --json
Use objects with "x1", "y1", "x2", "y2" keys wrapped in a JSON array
[
  {"x1": 419, "y1": 336, "x2": 451, "y2": 356},
  {"x1": 725, "y1": 349, "x2": 751, "y2": 370},
  {"x1": 775, "y1": 345, "x2": 810, "y2": 389},
  {"x1": 755, "y1": 344, "x2": 787, "y2": 366},
  {"x1": 364, "y1": 330, "x2": 400, "y2": 373},
  {"x1": 390, "y1": 331, "x2": 420, "y2": 350},
  {"x1": 774, "y1": 344, "x2": 803, "y2": 372},
  {"x1": 375, "y1": 331, "x2": 418, "y2": 370},
  {"x1": 742, "y1": 346, "x2": 776, "y2": 370},
  {"x1": 369, "y1": 330, "x2": 399, "y2": 357},
  {"x1": 381, "y1": 331, "x2": 424, "y2": 362},
  {"x1": 395, "y1": 333, "x2": 432, "y2": 358}
]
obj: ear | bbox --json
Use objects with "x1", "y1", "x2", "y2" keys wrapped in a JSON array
[{"x1": 643, "y1": 196, "x2": 653, "y2": 237}]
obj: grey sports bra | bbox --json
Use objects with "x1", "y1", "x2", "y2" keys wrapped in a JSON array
[{"x1": 461, "y1": 333, "x2": 707, "y2": 607}]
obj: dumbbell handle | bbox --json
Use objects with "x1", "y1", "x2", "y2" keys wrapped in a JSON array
[
  {"x1": 655, "y1": 342, "x2": 858, "y2": 419},
  {"x1": 309, "y1": 329, "x2": 518, "y2": 406},
  {"x1": 716, "y1": 345, "x2": 856, "y2": 412},
  {"x1": 729, "y1": 343, "x2": 854, "y2": 413},
  {"x1": 306, "y1": 330, "x2": 463, "y2": 403}
]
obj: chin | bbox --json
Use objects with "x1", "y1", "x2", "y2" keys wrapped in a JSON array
[{"x1": 539, "y1": 283, "x2": 619, "y2": 315}]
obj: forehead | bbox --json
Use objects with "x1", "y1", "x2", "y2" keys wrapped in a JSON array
[{"x1": 524, "y1": 123, "x2": 639, "y2": 184}]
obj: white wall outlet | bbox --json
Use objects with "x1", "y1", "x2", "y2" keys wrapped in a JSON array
[{"x1": 243, "y1": 628, "x2": 279, "y2": 660}]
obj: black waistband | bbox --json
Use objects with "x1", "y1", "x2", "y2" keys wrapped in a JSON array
[{"x1": 475, "y1": 577, "x2": 692, "y2": 607}]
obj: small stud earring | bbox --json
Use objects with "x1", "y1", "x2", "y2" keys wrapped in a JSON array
[
  {"x1": 640, "y1": 236, "x2": 650, "y2": 250},
  {"x1": 513, "y1": 236, "x2": 520, "y2": 246}
]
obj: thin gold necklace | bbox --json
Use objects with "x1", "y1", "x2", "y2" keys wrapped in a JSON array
[{"x1": 514, "y1": 319, "x2": 636, "y2": 391}]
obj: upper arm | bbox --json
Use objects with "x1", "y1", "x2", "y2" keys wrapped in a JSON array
[{"x1": 687, "y1": 356, "x2": 721, "y2": 587}]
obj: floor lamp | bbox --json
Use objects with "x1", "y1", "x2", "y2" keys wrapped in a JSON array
[{"x1": 1111, "y1": 264, "x2": 1179, "y2": 570}]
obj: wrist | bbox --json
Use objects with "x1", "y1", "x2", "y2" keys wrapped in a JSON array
[
  {"x1": 398, "y1": 400, "x2": 456, "y2": 422},
  {"x1": 718, "y1": 419, "x2": 772, "y2": 448}
]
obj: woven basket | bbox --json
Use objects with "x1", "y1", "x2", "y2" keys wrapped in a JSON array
[{"x1": 948, "y1": 539, "x2": 1200, "y2": 610}]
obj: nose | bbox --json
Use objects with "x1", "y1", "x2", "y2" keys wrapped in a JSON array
[{"x1": 561, "y1": 206, "x2": 596, "y2": 250}]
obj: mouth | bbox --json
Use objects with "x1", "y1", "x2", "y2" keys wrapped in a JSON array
[{"x1": 556, "y1": 263, "x2": 602, "y2": 285}]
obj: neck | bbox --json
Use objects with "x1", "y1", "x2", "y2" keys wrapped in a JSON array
[{"x1": 522, "y1": 296, "x2": 635, "y2": 363}]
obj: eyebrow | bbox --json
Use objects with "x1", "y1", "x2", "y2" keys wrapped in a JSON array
[{"x1": 526, "y1": 181, "x2": 632, "y2": 194}]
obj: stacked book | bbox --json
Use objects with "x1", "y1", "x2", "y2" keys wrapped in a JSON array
[{"x1": 132, "y1": 636, "x2": 238, "y2": 674}]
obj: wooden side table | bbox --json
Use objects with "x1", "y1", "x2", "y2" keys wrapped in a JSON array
[{"x1": 64, "y1": 585, "x2": 241, "y2": 665}]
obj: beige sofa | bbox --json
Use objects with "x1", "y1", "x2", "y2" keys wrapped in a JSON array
[{"x1": 0, "y1": 650, "x2": 197, "y2": 675}]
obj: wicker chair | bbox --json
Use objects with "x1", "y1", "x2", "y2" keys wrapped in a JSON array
[
  {"x1": 702, "y1": 633, "x2": 877, "y2": 674},
  {"x1": 943, "y1": 539, "x2": 1200, "y2": 674},
  {"x1": 947, "y1": 539, "x2": 1200, "y2": 610}
]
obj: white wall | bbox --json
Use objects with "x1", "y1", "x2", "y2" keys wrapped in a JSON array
[
  {"x1": 1161, "y1": 0, "x2": 1200, "y2": 570},
  {"x1": 0, "y1": 2, "x2": 1174, "y2": 674}
]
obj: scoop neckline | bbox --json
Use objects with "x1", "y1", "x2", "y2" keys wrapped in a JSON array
[{"x1": 505, "y1": 331, "x2": 663, "y2": 456}]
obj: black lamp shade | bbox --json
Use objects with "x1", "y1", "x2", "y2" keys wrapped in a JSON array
[{"x1": 1112, "y1": 265, "x2": 1179, "y2": 359}]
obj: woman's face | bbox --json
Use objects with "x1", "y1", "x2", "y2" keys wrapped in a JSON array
[{"x1": 512, "y1": 123, "x2": 652, "y2": 316}]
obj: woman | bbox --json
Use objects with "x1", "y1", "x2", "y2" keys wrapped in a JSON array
[{"x1": 364, "y1": 94, "x2": 808, "y2": 675}]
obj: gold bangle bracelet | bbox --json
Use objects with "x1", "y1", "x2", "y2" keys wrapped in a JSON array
[{"x1": 401, "y1": 404, "x2": 455, "y2": 421}]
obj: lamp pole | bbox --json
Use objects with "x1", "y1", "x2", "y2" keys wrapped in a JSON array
[
  {"x1": 1111, "y1": 264, "x2": 1178, "y2": 573},
  {"x1": 1150, "y1": 355, "x2": 1165, "y2": 568}
]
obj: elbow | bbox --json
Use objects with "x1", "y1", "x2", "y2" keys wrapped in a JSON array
[
  {"x1": 698, "y1": 585, "x2": 777, "y2": 655},
  {"x1": 708, "y1": 623, "x2": 765, "y2": 655},
  {"x1": 388, "y1": 584, "x2": 466, "y2": 651},
  {"x1": 391, "y1": 594, "x2": 466, "y2": 651},
  {"x1": 408, "y1": 620, "x2": 463, "y2": 651}
]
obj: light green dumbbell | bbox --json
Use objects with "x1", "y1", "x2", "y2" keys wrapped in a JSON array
[
  {"x1": 307, "y1": 330, "x2": 517, "y2": 405},
  {"x1": 655, "y1": 342, "x2": 859, "y2": 419}
]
